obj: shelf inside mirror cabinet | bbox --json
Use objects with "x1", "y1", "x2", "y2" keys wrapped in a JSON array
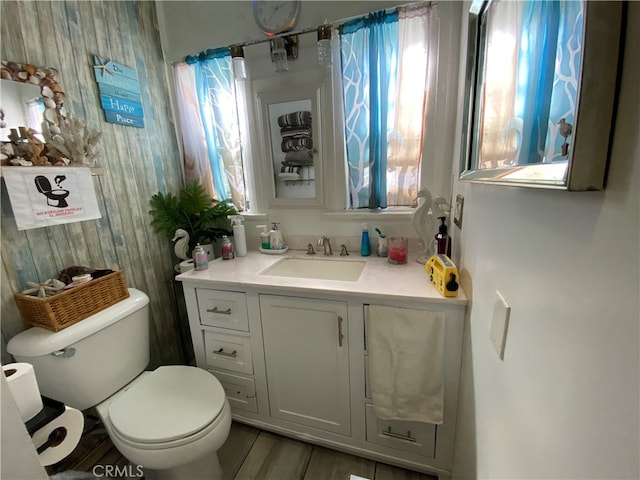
[{"x1": 283, "y1": 178, "x2": 315, "y2": 185}]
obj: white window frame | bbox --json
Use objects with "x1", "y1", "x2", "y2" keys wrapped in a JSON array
[{"x1": 324, "y1": 1, "x2": 462, "y2": 217}]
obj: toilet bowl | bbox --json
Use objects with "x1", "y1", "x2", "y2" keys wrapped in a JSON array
[
  {"x1": 96, "y1": 367, "x2": 231, "y2": 479},
  {"x1": 6, "y1": 289, "x2": 232, "y2": 479}
]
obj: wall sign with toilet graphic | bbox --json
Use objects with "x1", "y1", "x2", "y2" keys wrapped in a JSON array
[{"x1": 3, "y1": 167, "x2": 101, "y2": 230}]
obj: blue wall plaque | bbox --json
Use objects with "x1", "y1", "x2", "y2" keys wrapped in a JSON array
[{"x1": 93, "y1": 55, "x2": 145, "y2": 127}]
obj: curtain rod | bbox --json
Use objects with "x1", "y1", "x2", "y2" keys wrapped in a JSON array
[
  {"x1": 231, "y1": 25, "x2": 320, "y2": 49},
  {"x1": 170, "y1": 25, "x2": 321, "y2": 66},
  {"x1": 169, "y1": 1, "x2": 435, "y2": 66}
]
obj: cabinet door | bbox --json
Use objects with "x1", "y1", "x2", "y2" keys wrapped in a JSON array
[{"x1": 260, "y1": 295, "x2": 350, "y2": 435}]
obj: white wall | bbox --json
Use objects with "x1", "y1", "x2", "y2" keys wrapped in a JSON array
[
  {"x1": 451, "y1": 3, "x2": 640, "y2": 479},
  {"x1": 157, "y1": 1, "x2": 406, "y2": 63}
]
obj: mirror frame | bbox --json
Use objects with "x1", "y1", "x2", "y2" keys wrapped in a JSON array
[
  {"x1": 459, "y1": 1, "x2": 623, "y2": 191},
  {"x1": 254, "y1": 71, "x2": 326, "y2": 208},
  {"x1": 1, "y1": 60, "x2": 66, "y2": 133}
]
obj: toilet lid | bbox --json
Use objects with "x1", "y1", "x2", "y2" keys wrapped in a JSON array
[{"x1": 108, "y1": 366, "x2": 225, "y2": 444}]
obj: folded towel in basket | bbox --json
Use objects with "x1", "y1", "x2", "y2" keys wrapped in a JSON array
[{"x1": 368, "y1": 305, "x2": 445, "y2": 424}]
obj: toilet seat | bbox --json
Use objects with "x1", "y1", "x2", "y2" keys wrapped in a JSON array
[{"x1": 108, "y1": 366, "x2": 226, "y2": 446}]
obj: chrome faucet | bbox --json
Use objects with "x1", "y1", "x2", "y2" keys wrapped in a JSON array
[{"x1": 317, "y1": 236, "x2": 333, "y2": 256}]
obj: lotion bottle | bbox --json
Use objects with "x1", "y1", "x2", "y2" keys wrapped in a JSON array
[
  {"x1": 270, "y1": 223, "x2": 285, "y2": 250},
  {"x1": 360, "y1": 223, "x2": 371, "y2": 256},
  {"x1": 229, "y1": 215, "x2": 247, "y2": 257}
]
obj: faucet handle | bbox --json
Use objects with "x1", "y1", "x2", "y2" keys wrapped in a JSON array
[
  {"x1": 307, "y1": 244, "x2": 316, "y2": 255},
  {"x1": 340, "y1": 244, "x2": 349, "y2": 256}
]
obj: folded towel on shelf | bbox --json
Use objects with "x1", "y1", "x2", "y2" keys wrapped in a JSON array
[
  {"x1": 281, "y1": 136, "x2": 313, "y2": 152},
  {"x1": 368, "y1": 305, "x2": 445, "y2": 424},
  {"x1": 284, "y1": 149, "x2": 314, "y2": 166},
  {"x1": 280, "y1": 126, "x2": 312, "y2": 138},
  {"x1": 278, "y1": 172, "x2": 300, "y2": 180},
  {"x1": 277, "y1": 111, "x2": 312, "y2": 128},
  {"x1": 280, "y1": 165, "x2": 301, "y2": 174}
]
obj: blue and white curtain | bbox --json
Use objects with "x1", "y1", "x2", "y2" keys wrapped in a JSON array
[
  {"x1": 339, "y1": 4, "x2": 432, "y2": 209},
  {"x1": 173, "y1": 48, "x2": 245, "y2": 209},
  {"x1": 479, "y1": 0, "x2": 583, "y2": 167}
]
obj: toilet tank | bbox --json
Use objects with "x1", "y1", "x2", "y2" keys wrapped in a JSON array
[{"x1": 7, "y1": 288, "x2": 150, "y2": 410}]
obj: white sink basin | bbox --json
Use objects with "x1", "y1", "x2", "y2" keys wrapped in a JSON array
[{"x1": 260, "y1": 257, "x2": 366, "y2": 282}]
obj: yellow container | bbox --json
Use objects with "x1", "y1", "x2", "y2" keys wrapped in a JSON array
[{"x1": 425, "y1": 254, "x2": 459, "y2": 297}]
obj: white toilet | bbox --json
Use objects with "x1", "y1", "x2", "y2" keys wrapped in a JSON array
[{"x1": 7, "y1": 288, "x2": 231, "y2": 480}]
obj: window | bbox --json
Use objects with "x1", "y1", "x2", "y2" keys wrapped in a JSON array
[
  {"x1": 339, "y1": 4, "x2": 434, "y2": 209},
  {"x1": 477, "y1": 0, "x2": 584, "y2": 168},
  {"x1": 173, "y1": 49, "x2": 248, "y2": 211},
  {"x1": 172, "y1": 2, "x2": 449, "y2": 214}
]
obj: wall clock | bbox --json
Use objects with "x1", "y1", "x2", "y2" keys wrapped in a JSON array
[{"x1": 253, "y1": 1, "x2": 301, "y2": 36}]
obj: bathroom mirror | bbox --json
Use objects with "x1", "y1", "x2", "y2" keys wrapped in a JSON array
[
  {"x1": 255, "y1": 71, "x2": 325, "y2": 207},
  {"x1": 0, "y1": 61, "x2": 66, "y2": 138},
  {"x1": 0, "y1": 80, "x2": 43, "y2": 141},
  {"x1": 459, "y1": 1, "x2": 622, "y2": 190}
]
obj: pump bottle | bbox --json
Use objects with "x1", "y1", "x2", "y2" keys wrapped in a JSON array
[
  {"x1": 435, "y1": 217, "x2": 452, "y2": 257},
  {"x1": 229, "y1": 215, "x2": 247, "y2": 257},
  {"x1": 257, "y1": 225, "x2": 270, "y2": 250}
]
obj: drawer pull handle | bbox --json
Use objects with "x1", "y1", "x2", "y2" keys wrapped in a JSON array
[
  {"x1": 337, "y1": 316, "x2": 344, "y2": 347},
  {"x1": 382, "y1": 427, "x2": 416, "y2": 443},
  {"x1": 207, "y1": 307, "x2": 232, "y2": 315},
  {"x1": 214, "y1": 348, "x2": 237, "y2": 358}
]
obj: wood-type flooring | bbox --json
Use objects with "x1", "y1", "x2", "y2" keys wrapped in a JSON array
[{"x1": 47, "y1": 419, "x2": 436, "y2": 480}]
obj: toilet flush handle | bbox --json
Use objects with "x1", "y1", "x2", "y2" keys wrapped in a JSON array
[{"x1": 51, "y1": 348, "x2": 76, "y2": 358}]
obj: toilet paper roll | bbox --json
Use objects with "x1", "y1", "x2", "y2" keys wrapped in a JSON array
[
  {"x1": 32, "y1": 406, "x2": 84, "y2": 466},
  {"x1": 179, "y1": 259, "x2": 195, "y2": 273},
  {"x1": 3, "y1": 363, "x2": 43, "y2": 422}
]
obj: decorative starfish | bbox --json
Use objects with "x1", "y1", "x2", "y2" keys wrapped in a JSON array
[
  {"x1": 93, "y1": 57, "x2": 115, "y2": 77},
  {"x1": 22, "y1": 279, "x2": 66, "y2": 298}
]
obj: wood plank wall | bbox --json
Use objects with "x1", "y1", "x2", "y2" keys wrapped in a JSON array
[{"x1": 0, "y1": 1, "x2": 187, "y2": 367}]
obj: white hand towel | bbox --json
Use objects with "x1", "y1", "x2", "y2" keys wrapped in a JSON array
[{"x1": 368, "y1": 305, "x2": 445, "y2": 424}]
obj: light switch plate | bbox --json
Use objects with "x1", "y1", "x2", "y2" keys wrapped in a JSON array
[
  {"x1": 454, "y1": 194, "x2": 464, "y2": 228},
  {"x1": 490, "y1": 291, "x2": 510, "y2": 360}
]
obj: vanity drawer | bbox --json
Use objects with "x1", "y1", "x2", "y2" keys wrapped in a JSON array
[
  {"x1": 197, "y1": 289, "x2": 249, "y2": 331},
  {"x1": 204, "y1": 331, "x2": 253, "y2": 374},
  {"x1": 210, "y1": 370, "x2": 257, "y2": 414},
  {"x1": 365, "y1": 404, "x2": 436, "y2": 458}
]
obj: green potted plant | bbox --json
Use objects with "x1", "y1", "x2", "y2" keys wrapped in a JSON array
[{"x1": 149, "y1": 181, "x2": 238, "y2": 259}]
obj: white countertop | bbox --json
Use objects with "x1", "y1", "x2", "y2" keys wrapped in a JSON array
[{"x1": 176, "y1": 250, "x2": 467, "y2": 306}]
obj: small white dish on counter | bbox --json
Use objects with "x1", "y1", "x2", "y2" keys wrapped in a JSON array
[{"x1": 259, "y1": 247, "x2": 288, "y2": 255}]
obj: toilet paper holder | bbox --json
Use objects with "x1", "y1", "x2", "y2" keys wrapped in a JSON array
[{"x1": 26, "y1": 396, "x2": 66, "y2": 451}]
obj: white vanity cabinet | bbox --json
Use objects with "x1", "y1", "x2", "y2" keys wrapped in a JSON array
[
  {"x1": 179, "y1": 253, "x2": 467, "y2": 479},
  {"x1": 260, "y1": 294, "x2": 350, "y2": 435}
]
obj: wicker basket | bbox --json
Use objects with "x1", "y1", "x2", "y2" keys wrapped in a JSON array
[{"x1": 15, "y1": 271, "x2": 129, "y2": 332}]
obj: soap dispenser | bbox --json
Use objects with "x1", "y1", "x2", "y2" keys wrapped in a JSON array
[
  {"x1": 269, "y1": 223, "x2": 285, "y2": 250},
  {"x1": 435, "y1": 217, "x2": 451, "y2": 257},
  {"x1": 229, "y1": 215, "x2": 247, "y2": 257},
  {"x1": 360, "y1": 223, "x2": 371, "y2": 257},
  {"x1": 257, "y1": 225, "x2": 270, "y2": 250}
]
